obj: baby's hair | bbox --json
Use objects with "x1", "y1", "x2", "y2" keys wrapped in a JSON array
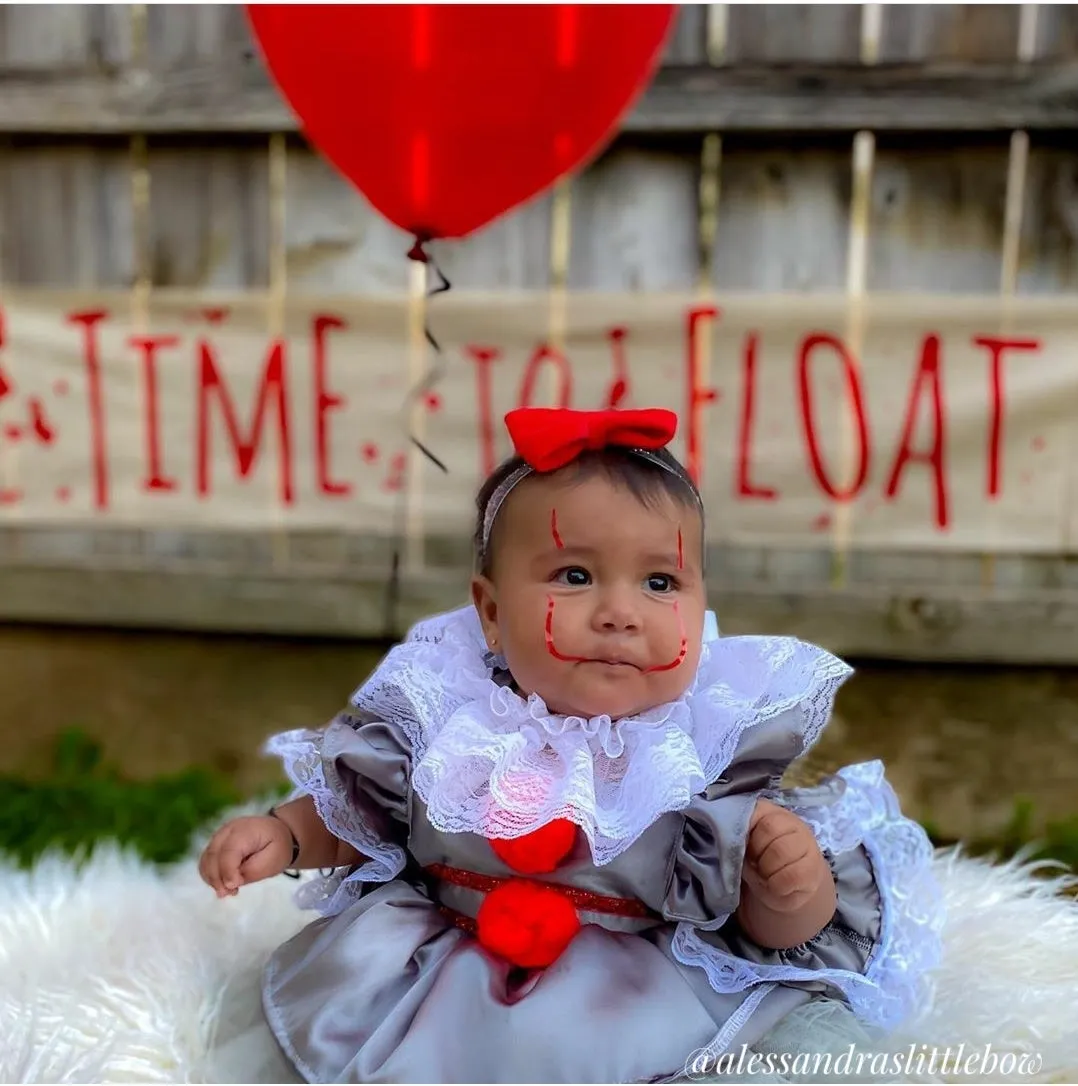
[{"x1": 473, "y1": 447, "x2": 704, "y2": 576}]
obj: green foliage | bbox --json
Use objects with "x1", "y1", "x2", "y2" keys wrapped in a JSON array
[
  {"x1": 0, "y1": 728, "x2": 249, "y2": 868},
  {"x1": 989, "y1": 796, "x2": 1078, "y2": 872},
  {"x1": 924, "y1": 794, "x2": 1078, "y2": 874}
]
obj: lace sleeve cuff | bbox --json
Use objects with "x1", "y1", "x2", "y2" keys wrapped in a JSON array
[
  {"x1": 265, "y1": 713, "x2": 413, "y2": 915},
  {"x1": 669, "y1": 761, "x2": 945, "y2": 1033}
]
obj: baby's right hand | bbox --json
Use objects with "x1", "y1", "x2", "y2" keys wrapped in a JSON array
[{"x1": 199, "y1": 815, "x2": 295, "y2": 898}]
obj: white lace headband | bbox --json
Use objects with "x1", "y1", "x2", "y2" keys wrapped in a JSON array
[{"x1": 478, "y1": 448, "x2": 704, "y2": 567}]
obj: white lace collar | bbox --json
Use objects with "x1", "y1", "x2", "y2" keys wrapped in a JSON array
[{"x1": 350, "y1": 605, "x2": 851, "y2": 866}]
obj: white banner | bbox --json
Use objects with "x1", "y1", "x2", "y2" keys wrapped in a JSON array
[{"x1": 0, "y1": 290, "x2": 1076, "y2": 553}]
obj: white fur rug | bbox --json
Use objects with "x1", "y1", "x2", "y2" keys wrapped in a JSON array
[{"x1": 1, "y1": 818, "x2": 1076, "y2": 1084}]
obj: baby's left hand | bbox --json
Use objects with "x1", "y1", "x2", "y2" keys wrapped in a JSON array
[{"x1": 742, "y1": 798, "x2": 829, "y2": 914}]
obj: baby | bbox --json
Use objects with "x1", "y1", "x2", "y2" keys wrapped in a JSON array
[{"x1": 200, "y1": 406, "x2": 943, "y2": 1084}]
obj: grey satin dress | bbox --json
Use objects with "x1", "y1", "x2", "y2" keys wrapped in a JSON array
[{"x1": 260, "y1": 606, "x2": 944, "y2": 1084}]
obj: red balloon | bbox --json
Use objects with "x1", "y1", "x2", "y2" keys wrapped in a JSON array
[{"x1": 246, "y1": 4, "x2": 676, "y2": 241}]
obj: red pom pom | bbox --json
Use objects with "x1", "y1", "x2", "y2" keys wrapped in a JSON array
[
  {"x1": 489, "y1": 818, "x2": 577, "y2": 875},
  {"x1": 476, "y1": 879, "x2": 580, "y2": 968}
]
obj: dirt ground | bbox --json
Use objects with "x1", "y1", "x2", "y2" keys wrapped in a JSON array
[{"x1": 1, "y1": 623, "x2": 1076, "y2": 844}]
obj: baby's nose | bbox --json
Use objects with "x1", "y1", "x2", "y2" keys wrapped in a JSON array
[{"x1": 593, "y1": 592, "x2": 641, "y2": 632}]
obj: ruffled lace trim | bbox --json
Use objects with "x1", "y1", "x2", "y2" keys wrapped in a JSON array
[
  {"x1": 670, "y1": 761, "x2": 944, "y2": 1034},
  {"x1": 265, "y1": 728, "x2": 407, "y2": 915},
  {"x1": 347, "y1": 605, "x2": 853, "y2": 868}
]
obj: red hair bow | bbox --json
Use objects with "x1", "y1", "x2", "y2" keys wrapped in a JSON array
[{"x1": 504, "y1": 407, "x2": 678, "y2": 473}]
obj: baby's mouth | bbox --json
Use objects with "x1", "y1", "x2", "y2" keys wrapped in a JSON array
[{"x1": 587, "y1": 656, "x2": 641, "y2": 671}]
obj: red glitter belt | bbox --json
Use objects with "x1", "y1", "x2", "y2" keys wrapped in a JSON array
[
  {"x1": 427, "y1": 862, "x2": 655, "y2": 919},
  {"x1": 426, "y1": 861, "x2": 656, "y2": 963}
]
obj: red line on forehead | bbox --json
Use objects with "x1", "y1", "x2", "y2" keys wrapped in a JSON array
[
  {"x1": 676, "y1": 528, "x2": 684, "y2": 571},
  {"x1": 551, "y1": 508, "x2": 565, "y2": 549}
]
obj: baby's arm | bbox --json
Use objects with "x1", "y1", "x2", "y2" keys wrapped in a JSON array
[
  {"x1": 199, "y1": 795, "x2": 366, "y2": 897},
  {"x1": 271, "y1": 795, "x2": 367, "y2": 869},
  {"x1": 735, "y1": 798, "x2": 837, "y2": 949}
]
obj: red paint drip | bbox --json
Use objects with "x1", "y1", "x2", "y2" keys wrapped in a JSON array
[
  {"x1": 676, "y1": 528, "x2": 683, "y2": 571},
  {"x1": 383, "y1": 452, "x2": 407, "y2": 493},
  {"x1": 551, "y1": 508, "x2": 564, "y2": 549},
  {"x1": 545, "y1": 597, "x2": 589, "y2": 663},
  {"x1": 29, "y1": 398, "x2": 55, "y2": 445},
  {"x1": 642, "y1": 602, "x2": 688, "y2": 674},
  {"x1": 605, "y1": 327, "x2": 630, "y2": 409}
]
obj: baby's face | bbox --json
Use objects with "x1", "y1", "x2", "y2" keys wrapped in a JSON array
[{"x1": 472, "y1": 471, "x2": 706, "y2": 720}]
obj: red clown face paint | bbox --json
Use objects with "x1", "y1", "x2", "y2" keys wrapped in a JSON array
[
  {"x1": 551, "y1": 508, "x2": 564, "y2": 549},
  {"x1": 545, "y1": 595, "x2": 589, "y2": 662},
  {"x1": 641, "y1": 600, "x2": 688, "y2": 673},
  {"x1": 545, "y1": 596, "x2": 688, "y2": 672}
]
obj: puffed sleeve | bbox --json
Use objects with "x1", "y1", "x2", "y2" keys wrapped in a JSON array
[
  {"x1": 634, "y1": 634, "x2": 942, "y2": 1033},
  {"x1": 264, "y1": 709, "x2": 414, "y2": 915},
  {"x1": 666, "y1": 761, "x2": 945, "y2": 1034},
  {"x1": 634, "y1": 709, "x2": 813, "y2": 928}
]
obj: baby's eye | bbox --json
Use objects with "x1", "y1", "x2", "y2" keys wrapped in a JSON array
[
  {"x1": 646, "y1": 573, "x2": 678, "y2": 594},
  {"x1": 554, "y1": 566, "x2": 591, "y2": 587}
]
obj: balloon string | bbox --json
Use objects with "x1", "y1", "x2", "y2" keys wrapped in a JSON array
[
  {"x1": 404, "y1": 239, "x2": 451, "y2": 473},
  {"x1": 383, "y1": 237, "x2": 452, "y2": 639}
]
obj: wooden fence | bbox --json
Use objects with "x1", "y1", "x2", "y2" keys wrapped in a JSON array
[{"x1": 1, "y1": 3, "x2": 1078, "y2": 663}]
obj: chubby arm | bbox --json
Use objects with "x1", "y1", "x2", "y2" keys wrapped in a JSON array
[
  {"x1": 735, "y1": 798, "x2": 836, "y2": 949},
  {"x1": 271, "y1": 794, "x2": 368, "y2": 869},
  {"x1": 199, "y1": 796, "x2": 367, "y2": 897}
]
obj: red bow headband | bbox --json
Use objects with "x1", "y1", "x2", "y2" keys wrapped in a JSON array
[
  {"x1": 480, "y1": 407, "x2": 696, "y2": 560},
  {"x1": 504, "y1": 407, "x2": 677, "y2": 473}
]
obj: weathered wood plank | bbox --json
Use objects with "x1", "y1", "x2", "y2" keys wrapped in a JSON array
[
  {"x1": 568, "y1": 142, "x2": 701, "y2": 290},
  {"x1": 632, "y1": 63, "x2": 1078, "y2": 134},
  {"x1": 282, "y1": 144, "x2": 553, "y2": 292},
  {"x1": 1035, "y1": 6, "x2": 1078, "y2": 60},
  {"x1": 662, "y1": 4, "x2": 709, "y2": 65},
  {"x1": 144, "y1": 4, "x2": 253, "y2": 73},
  {"x1": 879, "y1": 5, "x2": 1021, "y2": 62},
  {"x1": 283, "y1": 146, "x2": 411, "y2": 294},
  {"x1": 725, "y1": 4, "x2": 862, "y2": 63},
  {"x1": 432, "y1": 196, "x2": 553, "y2": 291},
  {"x1": 868, "y1": 143, "x2": 1010, "y2": 291},
  {"x1": 713, "y1": 148, "x2": 851, "y2": 290},
  {"x1": 146, "y1": 140, "x2": 270, "y2": 288},
  {"x1": 0, "y1": 139, "x2": 134, "y2": 286},
  {"x1": 1017, "y1": 145, "x2": 1078, "y2": 294},
  {"x1": 3, "y1": 549, "x2": 1078, "y2": 664},
  {"x1": 2, "y1": 62, "x2": 1078, "y2": 135},
  {"x1": 0, "y1": 4, "x2": 131, "y2": 73}
]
